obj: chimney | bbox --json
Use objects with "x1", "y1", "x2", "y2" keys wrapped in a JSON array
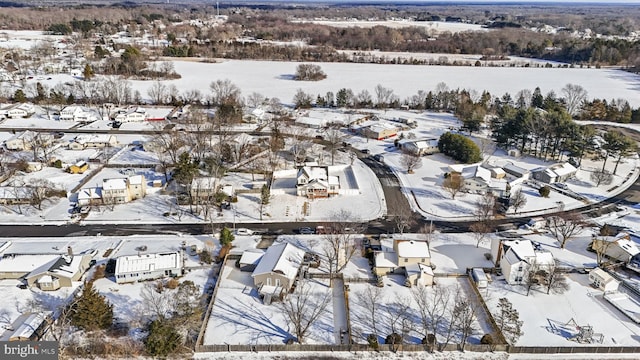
[{"x1": 67, "y1": 246, "x2": 73, "y2": 256}]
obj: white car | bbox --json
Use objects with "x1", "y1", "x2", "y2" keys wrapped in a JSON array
[{"x1": 235, "y1": 228, "x2": 253, "y2": 236}]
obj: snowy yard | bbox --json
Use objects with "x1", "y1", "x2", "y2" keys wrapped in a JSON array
[
  {"x1": 483, "y1": 273, "x2": 640, "y2": 346},
  {"x1": 203, "y1": 262, "x2": 335, "y2": 345}
]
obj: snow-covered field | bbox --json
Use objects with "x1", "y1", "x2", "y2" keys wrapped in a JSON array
[
  {"x1": 15, "y1": 60, "x2": 635, "y2": 108},
  {"x1": 292, "y1": 20, "x2": 487, "y2": 33}
]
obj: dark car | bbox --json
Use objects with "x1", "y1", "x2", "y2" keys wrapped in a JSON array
[{"x1": 298, "y1": 227, "x2": 315, "y2": 235}]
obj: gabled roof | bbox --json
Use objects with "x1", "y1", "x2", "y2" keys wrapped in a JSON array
[
  {"x1": 298, "y1": 166, "x2": 328, "y2": 181},
  {"x1": 405, "y1": 263, "x2": 434, "y2": 277},
  {"x1": 115, "y1": 252, "x2": 181, "y2": 275},
  {"x1": 103, "y1": 178, "x2": 127, "y2": 190},
  {"x1": 78, "y1": 187, "x2": 101, "y2": 200},
  {"x1": 239, "y1": 250, "x2": 264, "y2": 266},
  {"x1": 251, "y1": 242, "x2": 305, "y2": 282}
]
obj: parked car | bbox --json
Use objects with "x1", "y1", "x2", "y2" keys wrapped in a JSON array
[
  {"x1": 235, "y1": 228, "x2": 253, "y2": 236},
  {"x1": 298, "y1": 227, "x2": 315, "y2": 235},
  {"x1": 554, "y1": 183, "x2": 569, "y2": 190}
]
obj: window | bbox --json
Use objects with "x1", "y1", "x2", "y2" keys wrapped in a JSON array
[
  {"x1": 275, "y1": 278, "x2": 281, "y2": 287},
  {"x1": 518, "y1": 265, "x2": 523, "y2": 271},
  {"x1": 515, "y1": 276, "x2": 523, "y2": 283},
  {"x1": 421, "y1": 258, "x2": 425, "y2": 262},
  {"x1": 404, "y1": 258, "x2": 408, "y2": 263},
  {"x1": 266, "y1": 278, "x2": 272, "y2": 286}
]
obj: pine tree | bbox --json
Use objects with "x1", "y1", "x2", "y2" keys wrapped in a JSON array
[
  {"x1": 144, "y1": 319, "x2": 182, "y2": 357},
  {"x1": 70, "y1": 281, "x2": 113, "y2": 331},
  {"x1": 220, "y1": 227, "x2": 235, "y2": 247},
  {"x1": 83, "y1": 63, "x2": 94, "y2": 80}
]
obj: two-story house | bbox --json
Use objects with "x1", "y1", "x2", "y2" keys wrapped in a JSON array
[
  {"x1": 491, "y1": 238, "x2": 555, "y2": 285},
  {"x1": 374, "y1": 237, "x2": 434, "y2": 286},
  {"x1": 296, "y1": 166, "x2": 340, "y2": 198}
]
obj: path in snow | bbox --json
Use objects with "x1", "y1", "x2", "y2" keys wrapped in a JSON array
[{"x1": 331, "y1": 277, "x2": 349, "y2": 345}]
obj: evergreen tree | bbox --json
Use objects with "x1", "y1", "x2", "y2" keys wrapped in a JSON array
[
  {"x1": 144, "y1": 319, "x2": 182, "y2": 357},
  {"x1": 220, "y1": 227, "x2": 235, "y2": 247},
  {"x1": 13, "y1": 89, "x2": 26, "y2": 103},
  {"x1": 70, "y1": 282, "x2": 113, "y2": 331},
  {"x1": 172, "y1": 152, "x2": 198, "y2": 186},
  {"x1": 83, "y1": 64, "x2": 94, "y2": 80}
]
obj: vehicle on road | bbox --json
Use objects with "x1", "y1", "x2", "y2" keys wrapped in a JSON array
[
  {"x1": 554, "y1": 183, "x2": 569, "y2": 190},
  {"x1": 298, "y1": 227, "x2": 315, "y2": 235},
  {"x1": 235, "y1": 228, "x2": 253, "y2": 236}
]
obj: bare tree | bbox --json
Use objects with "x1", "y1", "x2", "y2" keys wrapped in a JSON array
[
  {"x1": 474, "y1": 192, "x2": 495, "y2": 224},
  {"x1": 412, "y1": 285, "x2": 452, "y2": 351},
  {"x1": 494, "y1": 297, "x2": 523, "y2": 344},
  {"x1": 544, "y1": 261, "x2": 570, "y2": 295},
  {"x1": 470, "y1": 221, "x2": 491, "y2": 248},
  {"x1": 374, "y1": 84, "x2": 395, "y2": 108},
  {"x1": 321, "y1": 209, "x2": 363, "y2": 280},
  {"x1": 279, "y1": 280, "x2": 332, "y2": 343},
  {"x1": 140, "y1": 281, "x2": 173, "y2": 320},
  {"x1": 522, "y1": 260, "x2": 545, "y2": 296},
  {"x1": 28, "y1": 178, "x2": 57, "y2": 210},
  {"x1": 401, "y1": 151, "x2": 421, "y2": 174},
  {"x1": 383, "y1": 294, "x2": 413, "y2": 350},
  {"x1": 148, "y1": 80, "x2": 168, "y2": 105},
  {"x1": 547, "y1": 212, "x2": 584, "y2": 249},
  {"x1": 392, "y1": 205, "x2": 416, "y2": 234},
  {"x1": 509, "y1": 189, "x2": 527, "y2": 214},
  {"x1": 355, "y1": 286, "x2": 385, "y2": 343},
  {"x1": 590, "y1": 169, "x2": 614, "y2": 186},
  {"x1": 209, "y1": 79, "x2": 241, "y2": 107},
  {"x1": 246, "y1": 92, "x2": 265, "y2": 108},
  {"x1": 325, "y1": 128, "x2": 344, "y2": 166},
  {"x1": 452, "y1": 292, "x2": 480, "y2": 351},
  {"x1": 561, "y1": 83, "x2": 588, "y2": 116},
  {"x1": 591, "y1": 236, "x2": 616, "y2": 266},
  {"x1": 442, "y1": 173, "x2": 465, "y2": 199}
]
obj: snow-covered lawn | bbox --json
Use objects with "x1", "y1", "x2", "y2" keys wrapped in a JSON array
[
  {"x1": 203, "y1": 262, "x2": 334, "y2": 345},
  {"x1": 484, "y1": 273, "x2": 640, "y2": 346},
  {"x1": 292, "y1": 20, "x2": 487, "y2": 33},
  {"x1": 348, "y1": 276, "x2": 492, "y2": 345}
]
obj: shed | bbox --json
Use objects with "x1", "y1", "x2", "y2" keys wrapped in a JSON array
[
  {"x1": 238, "y1": 250, "x2": 264, "y2": 272},
  {"x1": 471, "y1": 268, "x2": 488, "y2": 288},
  {"x1": 589, "y1": 268, "x2": 619, "y2": 292}
]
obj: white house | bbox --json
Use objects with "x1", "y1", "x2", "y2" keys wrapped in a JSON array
[
  {"x1": 190, "y1": 177, "x2": 218, "y2": 200},
  {"x1": 591, "y1": 232, "x2": 640, "y2": 263},
  {"x1": 251, "y1": 242, "x2": 305, "y2": 303},
  {"x1": 114, "y1": 252, "x2": 183, "y2": 284},
  {"x1": 400, "y1": 139, "x2": 439, "y2": 156},
  {"x1": 296, "y1": 166, "x2": 340, "y2": 198},
  {"x1": 0, "y1": 103, "x2": 35, "y2": 118},
  {"x1": 113, "y1": 107, "x2": 148, "y2": 122},
  {"x1": 589, "y1": 268, "x2": 619, "y2": 292},
  {"x1": 69, "y1": 134, "x2": 118, "y2": 150},
  {"x1": 492, "y1": 238, "x2": 555, "y2": 285},
  {"x1": 101, "y1": 175, "x2": 146, "y2": 204},
  {"x1": 77, "y1": 187, "x2": 102, "y2": 207},
  {"x1": 59, "y1": 106, "x2": 99, "y2": 122},
  {"x1": 25, "y1": 253, "x2": 93, "y2": 291},
  {"x1": 532, "y1": 162, "x2": 577, "y2": 184},
  {"x1": 5, "y1": 131, "x2": 36, "y2": 151}
]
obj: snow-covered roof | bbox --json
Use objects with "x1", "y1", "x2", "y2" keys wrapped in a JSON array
[
  {"x1": 374, "y1": 251, "x2": 398, "y2": 268},
  {"x1": 502, "y1": 240, "x2": 536, "y2": 264},
  {"x1": 0, "y1": 254, "x2": 59, "y2": 273},
  {"x1": 615, "y1": 239, "x2": 640, "y2": 256},
  {"x1": 590, "y1": 268, "x2": 616, "y2": 284},
  {"x1": 548, "y1": 162, "x2": 577, "y2": 177},
  {"x1": 191, "y1": 177, "x2": 218, "y2": 190},
  {"x1": 299, "y1": 166, "x2": 328, "y2": 181},
  {"x1": 26, "y1": 254, "x2": 89, "y2": 280},
  {"x1": 367, "y1": 122, "x2": 397, "y2": 133},
  {"x1": 128, "y1": 175, "x2": 144, "y2": 185},
  {"x1": 77, "y1": 187, "x2": 101, "y2": 200},
  {"x1": 5, "y1": 312, "x2": 51, "y2": 341},
  {"x1": 461, "y1": 165, "x2": 491, "y2": 184},
  {"x1": 251, "y1": 242, "x2": 305, "y2": 282},
  {"x1": 395, "y1": 239, "x2": 430, "y2": 258},
  {"x1": 503, "y1": 163, "x2": 530, "y2": 176},
  {"x1": 405, "y1": 263, "x2": 434, "y2": 277},
  {"x1": 114, "y1": 252, "x2": 182, "y2": 275},
  {"x1": 73, "y1": 134, "x2": 115, "y2": 144},
  {"x1": 239, "y1": 250, "x2": 264, "y2": 266},
  {"x1": 103, "y1": 178, "x2": 127, "y2": 190}
]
